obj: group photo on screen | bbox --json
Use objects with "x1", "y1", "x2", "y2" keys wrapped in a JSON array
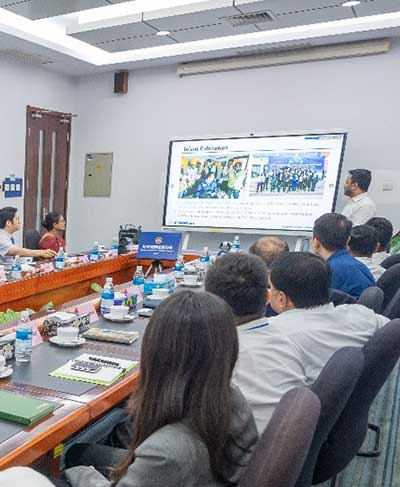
[
  {"x1": 178, "y1": 154, "x2": 250, "y2": 199},
  {"x1": 250, "y1": 151, "x2": 329, "y2": 197}
]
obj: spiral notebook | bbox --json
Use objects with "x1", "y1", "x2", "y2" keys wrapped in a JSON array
[{"x1": 49, "y1": 353, "x2": 138, "y2": 386}]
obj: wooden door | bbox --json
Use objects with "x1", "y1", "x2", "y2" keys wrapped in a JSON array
[{"x1": 24, "y1": 106, "x2": 72, "y2": 236}]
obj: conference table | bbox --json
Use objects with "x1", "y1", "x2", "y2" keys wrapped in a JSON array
[
  {"x1": 0, "y1": 252, "x2": 195, "y2": 312},
  {"x1": 0, "y1": 289, "x2": 145, "y2": 474},
  {"x1": 0, "y1": 253, "x2": 199, "y2": 474}
]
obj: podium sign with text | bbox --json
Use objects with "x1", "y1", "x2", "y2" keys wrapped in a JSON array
[{"x1": 137, "y1": 232, "x2": 181, "y2": 261}]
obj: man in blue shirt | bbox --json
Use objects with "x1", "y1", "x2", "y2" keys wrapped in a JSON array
[{"x1": 312, "y1": 213, "x2": 375, "y2": 298}]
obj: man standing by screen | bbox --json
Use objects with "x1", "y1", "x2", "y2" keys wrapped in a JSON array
[{"x1": 341, "y1": 169, "x2": 376, "y2": 225}]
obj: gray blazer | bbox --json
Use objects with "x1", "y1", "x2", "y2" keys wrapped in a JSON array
[{"x1": 65, "y1": 386, "x2": 258, "y2": 487}]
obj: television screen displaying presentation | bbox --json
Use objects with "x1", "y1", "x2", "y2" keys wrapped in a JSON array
[{"x1": 163, "y1": 131, "x2": 347, "y2": 234}]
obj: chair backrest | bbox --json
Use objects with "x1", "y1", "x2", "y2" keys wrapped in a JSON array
[
  {"x1": 377, "y1": 264, "x2": 400, "y2": 310},
  {"x1": 24, "y1": 229, "x2": 41, "y2": 250},
  {"x1": 313, "y1": 319, "x2": 400, "y2": 484},
  {"x1": 384, "y1": 288, "x2": 400, "y2": 319},
  {"x1": 238, "y1": 387, "x2": 320, "y2": 487},
  {"x1": 381, "y1": 254, "x2": 400, "y2": 270},
  {"x1": 329, "y1": 288, "x2": 357, "y2": 306},
  {"x1": 357, "y1": 286, "x2": 384, "y2": 314},
  {"x1": 295, "y1": 347, "x2": 364, "y2": 487}
]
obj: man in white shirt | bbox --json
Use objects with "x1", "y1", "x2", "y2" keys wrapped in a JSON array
[
  {"x1": 205, "y1": 252, "x2": 388, "y2": 433},
  {"x1": 341, "y1": 169, "x2": 376, "y2": 225},
  {"x1": 367, "y1": 217, "x2": 394, "y2": 265},
  {"x1": 0, "y1": 207, "x2": 55, "y2": 268},
  {"x1": 348, "y1": 224, "x2": 385, "y2": 281}
]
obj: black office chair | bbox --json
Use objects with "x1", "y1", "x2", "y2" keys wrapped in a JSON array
[
  {"x1": 24, "y1": 229, "x2": 41, "y2": 250},
  {"x1": 239, "y1": 387, "x2": 321, "y2": 487},
  {"x1": 295, "y1": 347, "x2": 364, "y2": 487},
  {"x1": 329, "y1": 289, "x2": 356, "y2": 306},
  {"x1": 381, "y1": 254, "x2": 400, "y2": 270},
  {"x1": 377, "y1": 264, "x2": 400, "y2": 310},
  {"x1": 384, "y1": 288, "x2": 400, "y2": 319},
  {"x1": 357, "y1": 286, "x2": 384, "y2": 314},
  {"x1": 312, "y1": 319, "x2": 400, "y2": 486}
]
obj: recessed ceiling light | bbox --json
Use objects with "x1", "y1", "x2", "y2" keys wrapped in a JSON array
[
  {"x1": 156, "y1": 30, "x2": 171, "y2": 36},
  {"x1": 342, "y1": 1, "x2": 361, "y2": 6}
]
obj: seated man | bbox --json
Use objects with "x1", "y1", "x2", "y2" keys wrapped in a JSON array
[
  {"x1": 249, "y1": 236, "x2": 289, "y2": 317},
  {"x1": 0, "y1": 207, "x2": 55, "y2": 267},
  {"x1": 313, "y1": 213, "x2": 375, "y2": 298},
  {"x1": 249, "y1": 236, "x2": 289, "y2": 269},
  {"x1": 366, "y1": 216, "x2": 394, "y2": 265},
  {"x1": 205, "y1": 252, "x2": 388, "y2": 433},
  {"x1": 348, "y1": 224, "x2": 385, "y2": 281}
]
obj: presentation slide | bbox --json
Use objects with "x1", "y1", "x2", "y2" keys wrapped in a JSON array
[{"x1": 163, "y1": 132, "x2": 347, "y2": 234}]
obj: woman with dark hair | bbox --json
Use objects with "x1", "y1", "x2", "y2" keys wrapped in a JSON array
[
  {"x1": 0, "y1": 291, "x2": 258, "y2": 487},
  {"x1": 39, "y1": 212, "x2": 66, "y2": 253}
]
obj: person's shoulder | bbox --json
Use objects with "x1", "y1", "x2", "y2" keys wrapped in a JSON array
[
  {"x1": 335, "y1": 303, "x2": 377, "y2": 319},
  {"x1": 136, "y1": 422, "x2": 205, "y2": 460}
]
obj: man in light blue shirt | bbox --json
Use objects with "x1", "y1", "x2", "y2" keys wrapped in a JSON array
[
  {"x1": 0, "y1": 207, "x2": 55, "y2": 268},
  {"x1": 313, "y1": 213, "x2": 375, "y2": 298}
]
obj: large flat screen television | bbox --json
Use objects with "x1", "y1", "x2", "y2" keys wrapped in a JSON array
[{"x1": 163, "y1": 131, "x2": 347, "y2": 234}]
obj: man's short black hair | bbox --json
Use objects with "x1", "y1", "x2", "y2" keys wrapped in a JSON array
[
  {"x1": 0, "y1": 207, "x2": 17, "y2": 229},
  {"x1": 313, "y1": 213, "x2": 353, "y2": 252},
  {"x1": 348, "y1": 225, "x2": 378, "y2": 257},
  {"x1": 270, "y1": 252, "x2": 332, "y2": 308},
  {"x1": 366, "y1": 217, "x2": 393, "y2": 251},
  {"x1": 349, "y1": 169, "x2": 372, "y2": 192},
  {"x1": 205, "y1": 253, "x2": 267, "y2": 318}
]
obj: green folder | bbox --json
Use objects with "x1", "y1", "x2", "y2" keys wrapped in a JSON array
[{"x1": 0, "y1": 390, "x2": 56, "y2": 426}]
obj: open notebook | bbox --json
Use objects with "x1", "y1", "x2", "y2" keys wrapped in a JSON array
[{"x1": 49, "y1": 353, "x2": 138, "y2": 386}]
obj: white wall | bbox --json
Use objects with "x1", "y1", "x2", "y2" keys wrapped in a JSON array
[
  {"x1": 0, "y1": 58, "x2": 76, "y2": 245},
  {"x1": 68, "y1": 42, "x2": 400, "y2": 253}
]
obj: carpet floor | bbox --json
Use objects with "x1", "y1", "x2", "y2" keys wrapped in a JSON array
[{"x1": 321, "y1": 363, "x2": 400, "y2": 486}]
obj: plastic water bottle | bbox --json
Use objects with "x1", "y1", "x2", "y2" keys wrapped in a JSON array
[
  {"x1": 231, "y1": 236, "x2": 241, "y2": 252},
  {"x1": 15, "y1": 310, "x2": 33, "y2": 363},
  {"x1": 55, "y1": 247, "x2": 65, "y2": 270},
  {"x1": 89, "y1": 241, "x2": 99, "y2": 262},
  {"x1": 11, "y1": 256, "x2": 22, "y2": 279},
  {"x1": 100, "y1": 277, "x2": 115, "y2": 316},
  {"x1": 111, "y1": 237, "x2": 119, "y2": 257},
  {"x1": 199, "y1": 247, "x2": 210, "y2": 270},
  {"x1": 174, "y1": 255, "x2": 185, "y2": 280},
  {"x1": 133, "y1": 266, "x2": 145, "y2": 294}
]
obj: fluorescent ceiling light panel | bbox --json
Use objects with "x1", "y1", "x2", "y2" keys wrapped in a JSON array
[
  {"x1": 0, "y1": 7, "x2": 109, "y2": 64},
  {"x1": 77, "y1": 0, "x2": 225, "y2": 24},
  {"x1": 342, "y1": 1, "x2": 361, "y2": 6}
]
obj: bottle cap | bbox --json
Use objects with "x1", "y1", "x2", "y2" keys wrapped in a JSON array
[{"x1": 21, "y1": 310, "x2": 29, "y2": 319}]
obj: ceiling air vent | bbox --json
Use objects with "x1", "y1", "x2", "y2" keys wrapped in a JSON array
[
  {"x1": 221, "y1": 10, "x2": 277, "y2": 27},
  {"x1": 0, "y1": 49, "x2": 54, "y2": 65}
]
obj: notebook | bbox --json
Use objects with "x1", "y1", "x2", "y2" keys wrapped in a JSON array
[
  {"x1": 0, "y1": 390, "x2": 56, "y2": 426},
  {"x1": 82, "y1": 328, "x2": 140, "y2": 344},
  {"x1": 49, "y1": 353, "x2": 138, "y2": 386}
]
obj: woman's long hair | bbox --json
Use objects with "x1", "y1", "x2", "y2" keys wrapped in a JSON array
[{"x1": 112, "y1": 290, "x2": 238, "y2": 483}]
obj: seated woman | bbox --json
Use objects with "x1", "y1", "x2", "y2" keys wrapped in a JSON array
[
  {"x1": 1, "y1": 290, "x2": 258, "y2": 487},
  {"x1": 39, "y1": 212, "x2": 66, "y2": 253}
]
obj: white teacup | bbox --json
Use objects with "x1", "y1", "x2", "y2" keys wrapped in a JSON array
[
  {"x1": 152, "y1": 288, "x2": 169, "y2": 299},
  {"x1": 0, "y1": 355, "x2": 6, "y2": 373},
  {"x1": 110, "y1": 305, "x2": 130, "y2": 319},
  {"x1": 57, "y1": 326, "x2": 79, "y2": 342},
  {"x1": 183, "y1": 274, "x2": 198, "y2": 286},
  {"x1": 153, "y1": 274, "x2": 167, "y2": 283}
]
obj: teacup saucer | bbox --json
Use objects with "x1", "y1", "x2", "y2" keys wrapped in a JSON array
[
  {"x1": 147, "y1": 294, "x2": 167, "y2": 301},
  {"x1": 104, "y1": 313, "x2": 135, "y2": 323},
  {"x1": 49, "y1": 336, "x2": 86, "y2": 347},
  {"x1": 0, "y1": 366, "x2": 13, "y2": 379},
  {"x1": 178, "y1": 282, "x2": 202, "y2": 288}
]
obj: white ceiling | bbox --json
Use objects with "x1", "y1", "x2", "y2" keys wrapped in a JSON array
[{"x1": 0, "y1": 0, "x2": 399, "y2": 76}]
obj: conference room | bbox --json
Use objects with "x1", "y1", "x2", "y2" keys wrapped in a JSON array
[{"x1": 1, "y1": 0, "x2": 400, "y2": 486}]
